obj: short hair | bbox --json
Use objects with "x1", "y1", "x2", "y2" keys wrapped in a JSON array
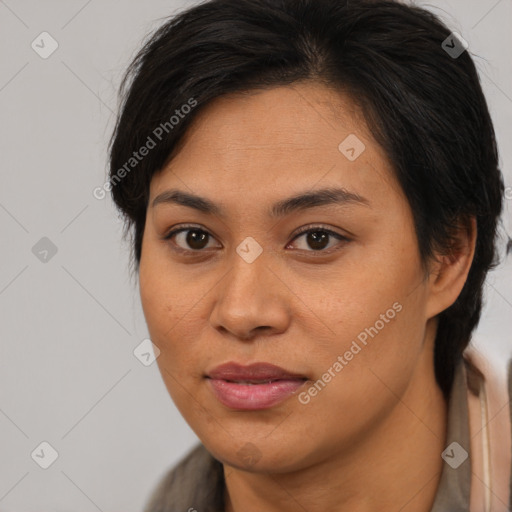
[{"x1": 108, "y1": 0, "x2": 505, "y2": 398}]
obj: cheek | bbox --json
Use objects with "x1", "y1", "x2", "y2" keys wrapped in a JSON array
[
  {"x1": 304, "y1": 249, "x2": 427, "y2": 392},
  {"x1": 139, "y1": 262, "x2": 205, "y2": 414},
  {"x1": 294, "y1": 298, "x2": 425, "y2": 450},
  {"x1": 138, "y1": 245, "x2": 210, "y2": 378},
  {"x1": 139, "y1": 246, "x2": 180, "y2": 359},
  {"x1": 139, "y1": 234, "x2": 185, "y2": 331},
  {"x1": 309, "y1": 261, "x2": 412, "y2": 342}
]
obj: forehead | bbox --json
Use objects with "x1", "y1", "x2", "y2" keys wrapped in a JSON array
[
  {"x1": 150, "y1": 82, "x2": 401, "y2": 208},
  {"x1": 175, "y1": 82, "x2": 371, "y2": 154}
]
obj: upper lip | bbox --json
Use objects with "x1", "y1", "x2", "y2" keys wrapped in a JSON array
[{"x1": 206, "y1": 362, "x2": 307, "y2": 381}]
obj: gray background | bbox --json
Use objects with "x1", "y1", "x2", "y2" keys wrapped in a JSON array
[{"x1": 0, "y1": 0, "x2": 511, "y2": 510}]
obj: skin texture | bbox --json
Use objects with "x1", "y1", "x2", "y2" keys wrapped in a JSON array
[{"x1": 138, "y1": 82, "x2": 477, "y2": 512}]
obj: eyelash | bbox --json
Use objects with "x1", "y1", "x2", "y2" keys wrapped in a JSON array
[{"x1": 162, "y1": 224, "x2": 350, "y2": 256}]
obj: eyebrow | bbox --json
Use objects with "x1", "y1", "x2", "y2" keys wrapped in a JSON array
[{"x1": 151, "y1": 187, "x2": 371, "y2": 217}]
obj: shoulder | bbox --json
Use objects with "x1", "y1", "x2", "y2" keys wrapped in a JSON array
[
  {"x1": 143, "y1": 443, "x2": 224, "y2": 512},
  {"x1": 462, "y1": 344, "x2": 512, "y2": 511},
  {"x1": 462, "y1": 344, "x2": 512, "y2": 428}
]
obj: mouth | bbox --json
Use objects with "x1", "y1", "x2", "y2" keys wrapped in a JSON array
[
  {"x1": 206, "y1": 361, "x2": 308, "y2": 381},
  {"x1": 220, "y1": 379, "x2": 301, "y2": 384},
  {"x1": 205, "y1": 362, "x2": 308, "y2": 410}
]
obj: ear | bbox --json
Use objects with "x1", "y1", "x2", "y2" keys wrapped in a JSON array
[{"x1": 425, "y1": 216, "x2": 477, "y2": 320}]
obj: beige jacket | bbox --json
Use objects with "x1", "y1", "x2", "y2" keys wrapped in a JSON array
[
  {"x1": 463, "y1": 345, "x2": 511, "y2": 511},
  {"x1": 144, "y1": 344, "x2": 512, "y2": 512}
]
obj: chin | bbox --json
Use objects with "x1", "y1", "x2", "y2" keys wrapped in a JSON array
[{"x1": 203, "y1": 434, "x2": 313, "y2": 474}]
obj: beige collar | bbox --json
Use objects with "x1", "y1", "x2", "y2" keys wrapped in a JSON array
[{"x1": 464, "y1": 345, "x2": 511, "y2": 511}]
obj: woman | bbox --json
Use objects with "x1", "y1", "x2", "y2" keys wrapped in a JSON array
[{"x1": 108, "y1": 0, "x2": 512, "y2": 510}]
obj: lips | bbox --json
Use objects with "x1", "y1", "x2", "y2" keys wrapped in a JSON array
[
  {"x1": 206, "y1": 362, "x2": 307, "y2": 382},
  {"x1": 206, "y1": 362, "x2": 308, "y2": 410}
]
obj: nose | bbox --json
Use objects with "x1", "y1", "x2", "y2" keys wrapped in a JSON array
[{"x1": 209, "y1": 246, "x2": 290, "y2": 341}]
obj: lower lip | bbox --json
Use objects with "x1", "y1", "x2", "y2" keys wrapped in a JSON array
[{"x1": 207, "y1": 378, "x2": 306, "y2": 410}]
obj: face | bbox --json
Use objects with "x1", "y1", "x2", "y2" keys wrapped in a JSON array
[{"x1": 139, "y1": 82, "x2": 439, "y2": 472}]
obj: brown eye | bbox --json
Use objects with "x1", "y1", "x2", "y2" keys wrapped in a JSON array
[
  {"x1": 164, "y1": 226, "x2": 221, "y2": 252},
  {"x1": 289, "y1": 226, "x2": 349, "y2": 252},
  {"x1": 305, "y1": 231, "x2": 329, "y2": 250},
  {"x1": 163, "y1": 224, "x2": 349, "y2": 255},
  {"x1": 182, "y1": 229, "x2": 209, "y2": 250}
]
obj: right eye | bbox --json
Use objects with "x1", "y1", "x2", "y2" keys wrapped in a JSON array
[{"x1": 163, "y1": 225, "x2": 222, "y2": 253}]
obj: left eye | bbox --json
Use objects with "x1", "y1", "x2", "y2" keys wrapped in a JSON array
[
  {"x1": 163, "y1": 225, "x2": 348, "y2": 253},
  {"x1": 288, "y1": 227, "x2": 348, "y2": 252}
]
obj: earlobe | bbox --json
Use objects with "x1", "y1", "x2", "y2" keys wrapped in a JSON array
[{"x1": 425, "y1": 216, "x2": 477, "y2": 319}]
